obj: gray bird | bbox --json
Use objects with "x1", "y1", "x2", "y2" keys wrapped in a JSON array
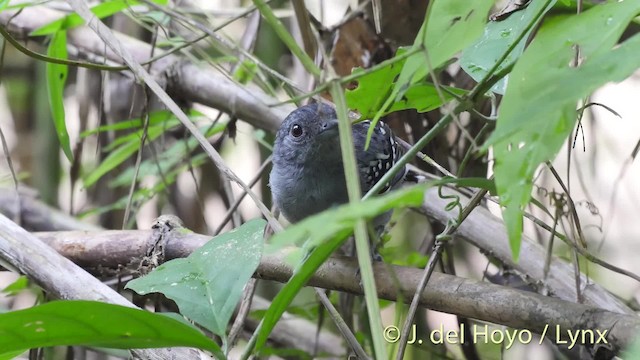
[{"x1": 269, "y1": 102, "x2": 407, "y2": 225}]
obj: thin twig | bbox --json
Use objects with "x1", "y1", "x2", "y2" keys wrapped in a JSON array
[
  {"x1": 395, "y1": 188, "x2": 488, "y2": 359},
  {"x1": 228, "y1": 278, "x2": 257, "y2": 350},
  {"x1": 213, "y1": 156, "x2": 272, "y2": 235},
  {"x1": 314, "y1": 288, "x2": 369, "y2": 359},
  {"x1": 63, "y1": 0, "x2": 282, "y2": 233}
]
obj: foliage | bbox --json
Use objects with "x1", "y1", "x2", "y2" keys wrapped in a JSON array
[
  {"x1": 127, "y1": 219, "x2": 265, "y2": 346},
  {"x1": 0, "y1": 301, "x2": 223, "y2": 358},
  {"x1": 0, "y1": 0, "x2": 639, "y2": 359},
  {"x1": 485, "y1": 0, "x2": 640, "y2": 258}
]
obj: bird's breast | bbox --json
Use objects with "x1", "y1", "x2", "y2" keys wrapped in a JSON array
[{"x1": 270, "y1": 162, "x2": 348, "y2": 223}]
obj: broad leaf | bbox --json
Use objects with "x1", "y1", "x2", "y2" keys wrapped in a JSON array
[
  {"x1": 369, "y1": 0, "x2": 493, "y2": 140},
  {"x1": 127, "y1": 219, "x2": 265, "y2": 340},
  {"x1": 392, "y1": 0, "x2": 494, "y2": 95},
  {"x1": 346, "y1": 61, "x2": 465, "y2": 119},
  {"x1": 484, "y1": 0, "x2": 640, "y2": 259},
  {"x1": 460, "y1": 0, "x2": 557, "y2": 94},
  {"x1": 0, "y1": 301, "x2": 223, "y2": 358}
]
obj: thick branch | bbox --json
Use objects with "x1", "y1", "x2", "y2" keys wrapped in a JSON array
[
  {"x1": 0, "y1": 188, "x2": 101, "y2": 231},
  {"x1": 34, "y1": 227, "x2": 639, "y2": 354},
  {"x1": 0, "y1": 6, "x2": 292, "y2": 133},
  {"x1": 0, "y1": 214, "x2": 207, "y2": 359},
  {"x1": 422, "y1": 187, "x2": 633, "y2": 315},
  {"x1": 11, "y1": 183, "x2": 634, "y2": 315}
]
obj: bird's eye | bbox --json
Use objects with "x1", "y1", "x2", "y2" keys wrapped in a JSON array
[{"x1": 291, "y1": 124, "x2": 303, "y2": 137}]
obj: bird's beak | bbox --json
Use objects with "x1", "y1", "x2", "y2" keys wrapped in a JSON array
[{"x1": 319, "y1": 119, "x2": 339, "y2": 136}]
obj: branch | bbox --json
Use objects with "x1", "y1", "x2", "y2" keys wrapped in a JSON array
[
  {"x1": 5, "y1": 179, "x2": 632, "y2": 316},
  {"x1": 34, "y1": 226, "x2": 639, "y2": 354},
  {"x1": 0, "y1": 187, "x2": 101, "y2": 231},
  {"x1": 0, "y1": 5, "x2": 292, "y2": 133},
  {"x1": 0, "y1": 213, "x2": 207, "y2": 359},
  {"x1": 0, "y1": 189, "x2": 343, "y2": 356},
  {"x1": 1, "y1": 0, "x2": 635, "y2": 336},
  {"x1": 423, "y1": 187, "x2": 634, "y2": 315}
]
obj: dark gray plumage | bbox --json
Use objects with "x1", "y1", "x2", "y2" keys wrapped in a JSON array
[{"x1": 269, "y1": 103, "x2": 407, "y2": 224}]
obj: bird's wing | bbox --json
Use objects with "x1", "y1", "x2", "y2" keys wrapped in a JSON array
[{"x1": 353, "y1": 121, "x2": 407, "y2": 194}]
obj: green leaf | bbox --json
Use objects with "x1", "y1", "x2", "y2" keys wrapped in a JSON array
[
  {"x1": 83, "y1": 124, "x2": 169, "y2": 187},
  {"x1": 419, "y1": 0, "x2": 495, "y2": 72},
  {"x1": 346, "y1": 61, "x2": 466, "y2": 118},
  {"x1": 32, "y1": 0, "x2": 131, "y2": 36},
  {"x1": 0, "y1": 300, "x2": 223, "y2": 357},
  {"x1": 127, "y1": 219, "x2": 265, "y2": 340},
  {"x1": 1, "y1": 276, "x2": 28, "y2": 296},
  {"x1": 484, "y1": 0, "x2": 640, "y2": 259},
  {"x1": 460, "y1": 0, "x2": 557, "y2": 94},
  {"x1": 96, "y1": 120, "x2": 224, "y2": 189},
  {"x1": 393, "y1": 0, "x2": 494, "y2": 93},
  {"x1": 233, "y1": 60, "x2": 258, "y2": 84},
  {"x1": 255, "y1": 183, "x2": 429, "y2": 351},
  {"x1": 0, "y1": 0, "x2": 9, "y2": 11},
  {"x1": 392, "y1": 84, "x2": 465, "y2": 113},
  {"x1": 368, "y1": 0, "x2": 493, "y2": 141},
  {"x1": 46, "y1": 31, "x2": 73, "y2": 162},
  {"x1": 80, "y1": 110, "x2": 202, "y2": 138},
  {"x1": 0, "y1": 350, "x2": 25, "y2": 360}
]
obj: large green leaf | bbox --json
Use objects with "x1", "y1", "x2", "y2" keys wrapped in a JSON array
[
  {"x1": 460, "y1": 0, "x2": 557, "y2": 94},
  {"x1": 0, "y1": 300, "x2": 223, "y2": 358},
  {"x1": 392, "y1": 0, "x2": 493, "y2": 94},
  {"x1": 127, "y1": 219, "x2": 265, "y2": 340},
  {"x1": 346, "y1": 60, "x2": 466, "y2": 119},
  {"x1": 484, "y1": 0, "x2": 640, "y2": 259},
  {"x1": 46, "y1": 31, "x2": 73, "y2": 162},
  {"x1": 367, "y1": 0, "x2": 493, "y2": 138}
]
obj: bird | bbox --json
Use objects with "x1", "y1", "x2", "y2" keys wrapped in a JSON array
[
  {"x1": 269, "y1": 102, "x2": 412, "y2": 331},
  {"x1": 269, "y1": 102, "x2": 408, "y2": 227}
]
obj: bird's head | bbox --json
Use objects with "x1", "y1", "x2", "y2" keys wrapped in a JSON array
[{"x1": 273, "y1": 103, "x2": 341, "y2": 165}]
